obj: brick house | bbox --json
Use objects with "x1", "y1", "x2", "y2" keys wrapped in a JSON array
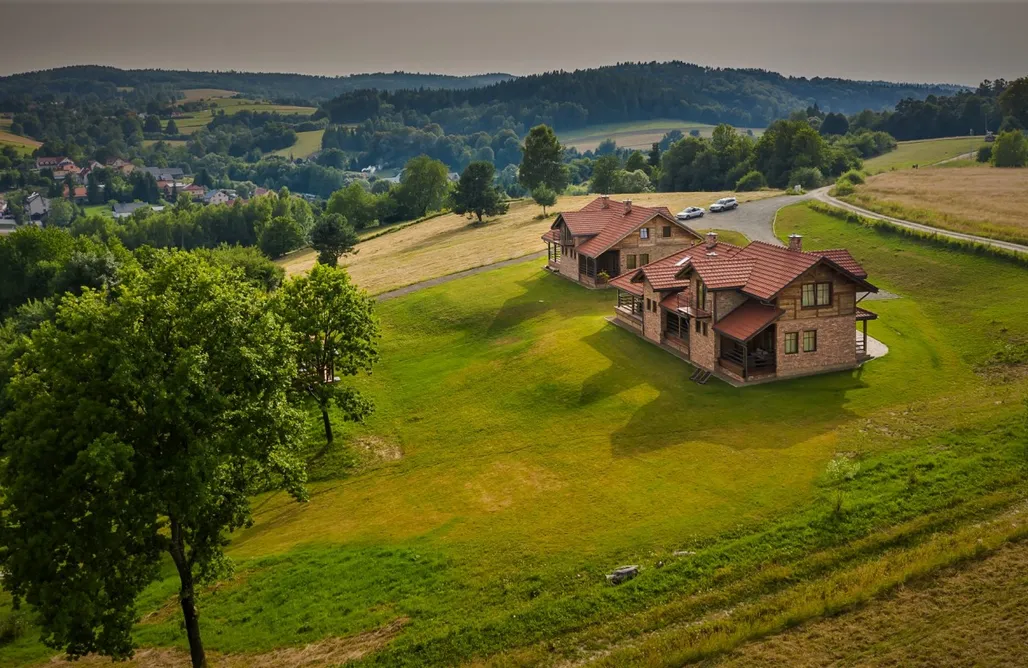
[
  {"x1": 609, "y1": 231, "x2": 879, "y2": 384},
  {"x1": 542, "y1": 196, "x2": 703, "y2": 287}
]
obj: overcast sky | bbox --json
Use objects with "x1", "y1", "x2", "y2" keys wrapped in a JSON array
[{"x1": 2, "y1": 1, "x2": 1026, "y2": 85}]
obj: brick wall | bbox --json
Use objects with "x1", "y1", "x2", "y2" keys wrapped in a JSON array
[
  {"x1": 559, "y1": 242, "x2": 580, "y2": 281},
  {"x1": 776, "y1": 315, "x2": 856, "y2": 377},
  {"x1": 642, "y1": 282, "x2": 664, "y2": 343},
  {"x1": 612, "y1": 216, "x2": 701, "y2": 276},
  {"x1": 715, "y1": 290, "x2": 748, "y2": 322}
]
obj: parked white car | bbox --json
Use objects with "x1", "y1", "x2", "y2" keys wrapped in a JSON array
[
  {"x1": 709, "y1": 197, "x2": 739, "y2": 212},
  {"x1": 676, "y1": 206, "x2": 705, "y2": 220}
]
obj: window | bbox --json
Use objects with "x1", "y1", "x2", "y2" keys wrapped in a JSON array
[
  {"x1": 695, "y1": 319, "x2": 701, "y2": 333},
  {"x1": 640, "y1": 253, "x2": 650, "y2": 265},
  {"x1": 666, "y1": 312, "x2": 687, "y2": 338},
  {"x1": 802, "y1": 282, "x2": 832, "y2": 307},
  {"x1": 662, "y1": 226, "x2": 672, "y2": 238},
  {"x1": 627, "y1": 254, "x2": 637, "y2": 270},
  {"x1": 697, "y1": 283, "x2": 707, "y2": 310},
  {"x1": 784, "y1": 332, "x2": 799, "y2": 354},
  {"x1": 803, "y1": 330, "x2": 817, "y2": 353},
  {"x1": 702, "y1": 322, "x2": 708, "y2": 336},
  {"x1": 645, "y1": 298, "x2": 651, "y2": 311},
  {"x1": 816, "y1": 282, "x2": 832, "y2": 306},
  {"x1": 640, "y1": 228, "x2": 650, "y2": 240}
]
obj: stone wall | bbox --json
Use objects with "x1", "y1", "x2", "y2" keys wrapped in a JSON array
[{"x1": 641, "y1": 282, "x2": 664, "y2": 343}]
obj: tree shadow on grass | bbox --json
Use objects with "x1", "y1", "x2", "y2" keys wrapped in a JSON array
[
  {"x1": 579, "y1": 326, "x2": 868, "y2": 458},
  {"x1": 485, "y1": 270, "x2": 607, "y2": 338}
]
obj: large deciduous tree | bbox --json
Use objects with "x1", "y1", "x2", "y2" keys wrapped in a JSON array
[
  {"x1": 590, "y1": 154, "x2": 620, "y2": 194},
  {"x1": 519, "y1": 124, "x2": 569, "y2": 194},
  {"x1": 452, "y1": 161, "x2": 508, "y2": 224},
  {"x1": 397, "y1": 155, "x2": 449, "y2": 218},
  {"x1": 310, "y1": 213, "x2": 358, "y2": 267},
  {"x1": 999, "y1": 77, "x2": 1028, "y2": 129},
  {"x1": 277, "y1": 264, "x2": 378, "y2": 445},
  {"x1": 0, "y1": 251, "x2": 308, "y2": 668},
  {"x1": 326, "y1": 181, "x2": 378, "y2": 230},
  {"x1": 991, "y1": 129, "x2": 1028, "y2": 167}
]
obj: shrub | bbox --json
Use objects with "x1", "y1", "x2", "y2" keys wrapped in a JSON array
[
  {"x1": 831, "y1": 180, "x2": 856, "y2": 197},
  {"x1": 0, "y1": 610, "x2": 28, "y2": 645},
  {"x1": 734, "y1": 170, "x2": 766, "y2": 192},
  {"x1": 839, "y1": 169, "x2": 865, "y2": 185},
  {"x1": 787, "y1": 167, "x2": 824, "y2": 190},
  {"x1": 991, "y1": 130, "x2": 1028, "y2": 168},
  {"x1": 977, "y1": 145, "x2": 993, "y2": 163}
]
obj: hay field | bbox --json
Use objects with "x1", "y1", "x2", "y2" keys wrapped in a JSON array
[
  {"x1": 278, "y1": 190, "x2": 779, "y2": 292},
  {"x1": 178, "y1": 88, "x2": 239, "y2": 103},
  {"x1": 175, "y1": 98, "x2": 316, "y2": 135},
  {"x1": 0, "y1": 129, "x2": 42, "y2": 155},
  {"x1": 844, "y1": 166, "x2": 1028, "y2": 245}
]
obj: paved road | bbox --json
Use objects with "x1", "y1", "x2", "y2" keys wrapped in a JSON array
[
  {"x1": 813, "y1": 191, "x2": 1028, "y2": 255},
  {"x1": 697, "y1": 191, "x2": 816, "y2": 243},
  {"x1": 375, "y1": 192, "x2": 816, "y2": 301}
]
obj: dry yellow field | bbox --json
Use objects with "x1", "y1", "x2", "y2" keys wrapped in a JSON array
[
  {"x1": 845, "y1": 166, "x2": 1028, "y2": 245},
  {"x1": 279, "y1": 190, "x2": 779, "y2": 294}
]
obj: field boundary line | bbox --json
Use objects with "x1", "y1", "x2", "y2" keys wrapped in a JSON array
[{"x1": 813, "y1": 191, "x2": 1028, "y2": 256}]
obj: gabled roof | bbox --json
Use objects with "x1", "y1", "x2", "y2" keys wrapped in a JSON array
[
  {"x1": 541, "y1": 228, "x2": 559, "y2": 243},
  {"x1": 714, "y1": 300, "x2": 785, "y2": 342},
  {"x1": 551, "y1": 197, "x2": 701, "y2": 258},
  {"x1": 630, "y1": 241, "x2": 745, "y2": 291},
  {"x1": 672, "y1": 240, "x2": 874, "y2": 300}
]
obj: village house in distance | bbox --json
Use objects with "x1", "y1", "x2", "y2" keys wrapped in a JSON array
[{"x1": 545, "y1": 197, "x2": 880, "y2": 385}]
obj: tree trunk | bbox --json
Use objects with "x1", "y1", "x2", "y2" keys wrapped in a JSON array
[
  {"x1": 168, "y1": 519, "x2": 207, "y2": 668},
  {"x1": 321, "y1": 406, "x2": 333, "y2": 445}
]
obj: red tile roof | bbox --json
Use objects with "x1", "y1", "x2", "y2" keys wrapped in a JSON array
[
  {"x1": 714, "y1": 300, "x2": 785, "y2": 342},
  {"x1": 807, "y1": 249, "x2": 868, "y2": 278},
  {"x1": 609, "y1": 271, "x2": 642, "y2": 296},
  {"x1": 541, "y1": 228, "x2": 559, "y2": 243},
  {"x1": 855, "y1": 306, "x2": 878, "y2": 321},
  {"x1": 552, "y1": 197, "x2": 700, "y2": 258}
]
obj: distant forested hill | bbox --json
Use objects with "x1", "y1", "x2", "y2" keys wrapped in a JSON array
[
  {"x1": 320, "y1": 62, "x2": 965, "y2": 133},
  {"x1": 0, "y1": 66, "x2": 513, "y2": 107}
]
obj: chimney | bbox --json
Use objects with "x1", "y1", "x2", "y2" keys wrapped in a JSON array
[
  {"x1": 601, "y1": 195, "x2": 610, "y2": 209},
  {"x1": 706, "y1": 231, "x2": 718, "y2": 249},
  {"x1": 623, "y1": 199, "x2": 632, "y2": 215},
  {"x1": 788, "y1": 234, "x2": 803, "y2": 252}
]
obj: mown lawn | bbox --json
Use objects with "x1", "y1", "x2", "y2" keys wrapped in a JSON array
[
  {"x1": 271, "y1": 129, "x2": 325, "y2": 158},
  {"x1": 5, "y1": 203, "x2": 1028, "y2": 666},
  {"x1": 863, "y1": 136, "x2": 987, "y2": 173}
]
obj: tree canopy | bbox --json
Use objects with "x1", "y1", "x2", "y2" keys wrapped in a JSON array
[
  {"x1": 519, "y1": 125, "x2": 569, "y2": 194},
  {"x1": 0, "y1": 251, "x2": 308, "y2": 667},
  {"x1": 451, "y1": 161, "x2": 508, "y2": 223}
]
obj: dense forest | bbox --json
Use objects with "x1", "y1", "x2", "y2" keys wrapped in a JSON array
[
  {"x1": 318, "y1": 62, "x2": 964, "y2": 134},
  {"x1": 0, "y1": 66, "x2": 513, "y2": 110}
]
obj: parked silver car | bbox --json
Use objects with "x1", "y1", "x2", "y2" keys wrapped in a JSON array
[
  {"x1": 709, "y1": 197, "x2": 739, "y2": 212},
  {"x1": 676, "y1": 206, "x2": 705, "y2": 220}
]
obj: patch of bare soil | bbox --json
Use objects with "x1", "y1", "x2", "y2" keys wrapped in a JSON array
[
  {"x1": 44, "y1": 617, "x2": 408, "y2": 668},
  {"x1": 351, "y1": 435, "x2": 403, "y2": 468}
]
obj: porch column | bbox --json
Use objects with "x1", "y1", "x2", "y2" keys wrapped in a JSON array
[
  {"x1": 862, "y1": 320, "x2": 868, "y2": 355},
  {"x1": 743, "y1": 341, "x2": 749, "y2": 380}
]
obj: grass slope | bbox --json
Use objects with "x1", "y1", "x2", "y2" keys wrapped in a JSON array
[
  {"x1": 842, "y1": 166, "x2": 1028, "y2": 246},
  {"x1": 271, "y1": 129, "x2": 325, "y2": 158},
  {"x1": 559, "y1": 120, "x2": 763, "y2": 152},
  {"x1": 278, "y1": 191, "x2": 780, "y2": 291},
  {"x1": 175, "y1": 97, "x2": 317, "y2": 135},
  {"x1": 863, "y1": 136, "x2": 987, "y2": 173},
  {"x1": 5, "y1": 203, "x2": 1028, "y2": 666}
]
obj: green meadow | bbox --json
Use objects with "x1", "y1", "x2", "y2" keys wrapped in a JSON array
[{"x1": 3, "y1": 203, "x2": 1028, "y2": 665}]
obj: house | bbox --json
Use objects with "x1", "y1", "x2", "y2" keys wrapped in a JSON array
[
  {"x1": 204, "y1": 189, "x2": 237, "y2": 206},
  {"x1": 35, "y1": 156, "x2": 76, "y2": 172},
  {"x1": 181, "y1": 184, "x2": 206, "y2": 201},
  {"x1": 142, "y1": 166, "x2": 185, "y2": 181},
  {"x1": 105, "y1": 158, "x2": 135, "y2": 175},
  {"x1": 252, "y1": 187, "x2": 270, "y2": 198},
  {"x1": 542, "y1": 196, "x2": 704, "y2": 288},
  {"x1": 24, "y1": 192, "x2": 50, "y2": 220},
  {"x1": 64, "y1": 184, "x2": 89, "y2": 204},
  {"x1": 113, "y1": 202, "x2": 165, "y2": 219},
  {"x1": 609, "y1": 232, "x2": 879, "y2": 385},
  {"x1": 157, "y1": 180, "x2": 189, "y2": 199}
]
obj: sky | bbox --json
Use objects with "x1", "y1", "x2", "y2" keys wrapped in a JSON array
[{"x1": 2, "y1": 1, "x2": 1026, "y2": 85}]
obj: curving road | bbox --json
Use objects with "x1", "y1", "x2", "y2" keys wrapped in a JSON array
[{"x1": 697, "y1": 191, "x2": 816, "y2": 243}]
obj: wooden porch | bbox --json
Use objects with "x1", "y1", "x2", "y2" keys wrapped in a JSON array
[{"x1": 718, "y1": 326, "x2": 777, "y2": 381}]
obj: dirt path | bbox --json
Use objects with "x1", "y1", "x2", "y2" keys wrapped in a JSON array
[{"x1": 814, "y1": 191, "x2": 1028, "y2": 255}]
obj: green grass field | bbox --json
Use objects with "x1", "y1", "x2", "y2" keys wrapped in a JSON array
[
  {"x1": 271, "y1": 129, "x2": 325, "y2": 158},
  {"x1": 559, "y1": 120, "x2": 764, "y2": 152},
  {"x1": 863, "y1": 136, "x2": 988, "y2": 173},
  {"x1": 0, "y1": 115, "x2": 42, "y2": 156},
  {"x1": 4, "y1": 203, "x2": 1028, "y2": 666},
  {"x1": 174, "y1": 97, "x2": 317, "y2": 135}
]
